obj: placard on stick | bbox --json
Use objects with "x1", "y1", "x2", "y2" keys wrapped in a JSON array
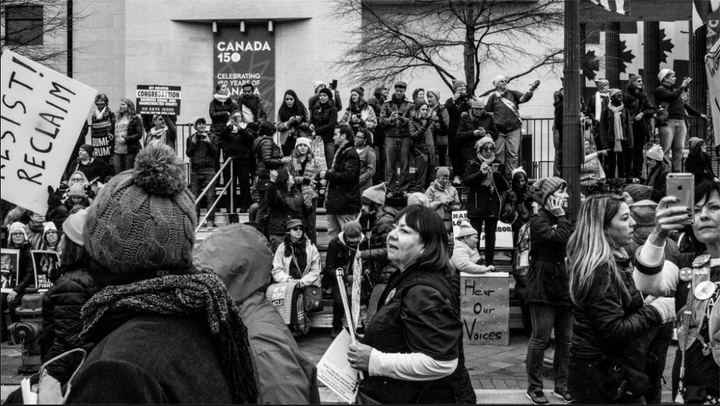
[
  {"x1": 460, "y1": 272, "x2": 510, "y2": 346},
  {"x1": 1, "y1": 249, "x2": 21, "y2": 294},
  {"x1": 31, "y1": 250, "x2": 59, "y2": 292},
  {"x1": 0, "y1": 51, "x2": 97, "y2": 214}
]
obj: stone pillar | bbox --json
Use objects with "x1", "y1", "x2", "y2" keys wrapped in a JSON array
[
  {"x1": 688, "y1": 24, "x2": 707, "y2": 140},
  {"x1": 605, "y1": 22, "x2": 621, "y2": 87},
  {"x1": 644, "y1": 21, "x2": 661, "y2": 103}
]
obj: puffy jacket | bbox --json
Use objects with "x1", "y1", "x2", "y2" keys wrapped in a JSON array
[
  {"x1": 462, "y1": 157, "x2": 509, "y2": 218},
  {"x1": 117, "y1": 115, "x2": 144, "y2": 154},
  {"x1": 40, "y1": 267, "x2": 97, "y2": 383},
  {"x1": 451, "y1": 240, "x2": 485, "y2": 274},
  {"x1": 623, "y1": 86, "x2": 656, "y2": 121},
  {"x1": 254, "y1": 136, "x2": 284, "y2": 191},
  {"x1": 324, "y1": 142, "x2": 361, "y2": 215},
  {"x1": 186, "y1": 131, "x2": 219, "y2": 172},
  {"x1": 341, "y1": 101, "x2": 378, "y2": 135},
  {"x1": 425, "y1": 180, "x2": 460, "y2": 221},
  {"x1": 408, "y1": 116, "x2": 432, "y2": 151},
  {"x1": 286, "y1": 151, "x2": 327, "y2": 203},
  {"x1": 428, "y1": 104, "x2": 450, "y2": 146},
  {"x1": 310, "y1": 102, "x2": 338, "y2": 141},
  {"x1": 209, "y1": 97, "x2": 237, "y2": 133},
  {"x1": 9, "y1": 241, "x2": 34, "y2": 294},
  {"x1": 356, "y1": 146, "x2": 376, "y2": 193},
  {"x1": 266, "y1": 182, "x2": 305, "y2": 235},
  {"x1": 219, "y1": 124, "x2": 255, "y2": 163},
  {"x1": 456, "y1": 111, "x2": 499, "y2": 152},
  {"x1": 525, "y1": 209, "x2": 575, "y2": 306},
  {"x1": 443, "y1": 97, "x2": 472, "y2": 137},
  {"x1": 325, "y1": 233, "x2": 368, "y2": 286},
  {"x1": 272, "y1": 238, "x2": 322, "y2": 288},
  {"x1": 486, "y1": 90, "x2": 533, "y2": 133},
  {"x1": 654, "y1": 84, "x2": 689, "y2": 122},
  {"x1": 598, "y1": 106, "x2": 634, "y2": 150},
  {"x1": 360, "y1": 206, "x2": 399, "y2": 285},
  {"x1": 379, "y1": 96, "x2": 412, "y2": 138}
]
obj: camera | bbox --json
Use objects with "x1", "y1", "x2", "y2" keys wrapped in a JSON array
[{"x1": 330, "y1": 79, "x2": 338, "y2": 90}]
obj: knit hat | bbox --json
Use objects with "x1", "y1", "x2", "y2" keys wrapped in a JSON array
[
  {"x1": 414, "y1": 100, "x2": 427, "y2": 110},
  {"x1": 286, "y1": 218, "x2": 303, "y2": 230},
  {"x1": 452, "y1": 80, "x2": 466, "y2": 92},
  {"x1": 343, "y1": 221, "x2": 363, "y2": 239},
  {"x1": 455, "y1": 220, "x2": 478, "y2": 239},
  {"x1": 79, "y1": 144, "x2": 93, "y2": 156},
  {"x1": 84, "y1": 144, "x2": 197, "y2": 282},
  {"x1": 351, "y1": 87, "x2": 365, "y2": 98},
  {"x1": 475, "y1": 135, "x2": 495, "y2": 150},
  {"x1": 394, "y1": 81, "x2": 407, "y2": 89},
  {"x1": 658, "y1": 69, "x2": 672, "y2": 82},
  {"x1": 646, "y1": 144, "x2": 664, "y2": 162},
  {"x1": 629, "y1": 200, "x2": 658, "y2": 244},
  {"x1": 7, "y1": 222, "x2": 27, "y2": 243},
  {"x1": 436, "y1": 167, "x2": 450, "y2": 178},
  {"x1": 406, "y1": 192, "x2": 430, "y2": 207},
  {"x1": 361, "y1": 182, "x2": 386, "y2": 206},
  {"x1": 258, "y1": 121, "x2": 276, "y2": 137},
  {"x1": 595, "y1": 79, "x2": 610, "y2": 89},
  {"x1": 42, "y1": 222, "x2": 58, "y2": 241},
  {"x1": 624, "y1": 184, "x2": 653, "y2": 204},
  {"x1": 512, "y1": 167, "x2": 527, "y2": 179},
  {"x1": 532, "y1": 177, "x2": 566, "y2": 205},
  {"x1": 275, "y1": 168, "x2": 290, "y2": 185},
  {"x1": 62, "y1": 208, "x2": 87, "y2": 246},
  {"x1": 318, "y1": 87, "x2": 333, "y2": 100},
  {"x1": 313, "y1": 80, "x2": 327, "y2": 92},
  {"x1": 67, "y1": 183, "x2": 86, "y2": 198},
  {"x1": 492, "y1": 75, "x2": 506, "y2": 86},
  {"x1": 629, "y1": 74, "x2": 642, "y2": 83},
  {"x1": 688, "y1": 137, "x2": 704, "y2": 151},
  {"x1": 295, "y1": 137, "x2": 312, "y2": 148},
  {"x1": 470, "y1": 98, "x2": 486, "y2": 109},
  {"x1": 373, "y1": 85, "x2": 386, "y2": 97},
  {"x1": 609, "y1": 88, "x2": 622, "y2": 98},
  {"x1": 427, "y1": 89, "x2": 440, "y2": 101}
]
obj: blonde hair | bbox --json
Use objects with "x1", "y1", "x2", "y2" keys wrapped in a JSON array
[
  {"x1": 117, "y1": 98, "x2": 136, "y2": 118},
  {"x1": 567, "y1": 194, "x2": 629, "y2": 306}
]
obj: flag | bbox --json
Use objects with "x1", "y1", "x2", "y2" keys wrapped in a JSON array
[
  {"x1": 693, "y1": 0, "x2": 720, "y2": 34},
  {"x1": 589, "y1": 0, "x2": 630, "y2": 15}
]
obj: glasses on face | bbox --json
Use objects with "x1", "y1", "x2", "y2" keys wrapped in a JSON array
[
  {"x1": 70, "y1": 178, "x2": 82, "y2": 183},
  {"x1": 482, "y1": 147, "x2": 495, "y2": 152},
  {"x1": 290, "y1": 226, "x2": 304, "y2": 232},
  {"x1": 12, "y1": 233, "x2": 24, "y2": 237},
  {"x1": 157, "y1": 118, "x2": 164, "y2": 122}
]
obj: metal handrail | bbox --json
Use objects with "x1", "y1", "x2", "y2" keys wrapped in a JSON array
[
  {"x1": 195, "y1": 179, "x2": 233, "y2": 234},
  {"x1": 194, "y1": 156, "x2": 234, "y2": 233}
]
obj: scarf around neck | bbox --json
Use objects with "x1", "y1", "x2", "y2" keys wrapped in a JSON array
[
  {"x1": 80, "y1": 269, "x2": 258, "y2": 403},
  {"x1": 608, "y1": 103, "x2": 625, "y2": 152},
  {"x1": 214, "y1": 93, "x2": 230, "y2": 103}
]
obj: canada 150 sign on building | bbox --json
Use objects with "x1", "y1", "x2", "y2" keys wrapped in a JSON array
[{"x1": 214, "y1": 25, "x2": 275, "y2": 121}]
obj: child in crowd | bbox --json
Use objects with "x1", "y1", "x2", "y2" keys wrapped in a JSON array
[{"x1": 425, "y1": 167, "x2": 460, "y2": 234}]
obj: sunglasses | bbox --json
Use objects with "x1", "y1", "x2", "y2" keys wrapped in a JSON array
[
  {"x1": 482, "y1": 147, "x2": 495, "y2": 152},
  {"x1": 289, "y1": 226, "x2": 304, "y2": 231},
  {"x1": 157, "y1": 118, "x2": 165, "y2": 122}
]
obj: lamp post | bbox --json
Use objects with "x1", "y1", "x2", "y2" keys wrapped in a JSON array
[{"x1": 563, "y1": 0, "x2": 582, "y2": 215}]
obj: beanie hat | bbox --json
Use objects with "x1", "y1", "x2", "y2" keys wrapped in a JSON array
[
  {"x1": 470, "y1": 98, "x2": 486, "y2": 109},
  {"x1": 258, "y1": 121, "x2": 276, "y2": 137},
  {"x1": 475, "y1": 135, "x2": 495, "y2": 150},
  {"x1": 595, "y1": 79, "x2": 610, "y2": 89},
  {"x1": 629, "y1": 74, "x2": 642, "y2": 83},
  {"x1": 62, "y1": 208, "x2": 87, "y2": 246},
  {"x1": 624, "y1": 184, "x2": 653, "y2": 204},
  {"x1": 286, "y1": 218, "x2": 303, "y2": 230},
  {"x1": 67, "y1": 183, "x2": 86, "y2": 198},
  {"x1": 436, "y1": 167, "x2": 450, "y2": 178},
  {"x1": 7, "y1": 222, "x2": 27, "y2": 243},
  {"x1": 512, "y1": 166, "x2": 527, "y2": 179},
  {"x1": 373, "y1": 85, "x2": 385, "y2": 97},
  {"x1": 532, "y1": 177, "x2": 566, "y2": 205},
  {"x1": 452, "y1": 80, "x2": 466, "y2": 92},
  {"x1": 414, "y1": 100, "x2": 427, "y2": 110},
  {"x1": 84, "y1": 144, "x2": 197, "y2": 282},
  {"x1": 688, "y1": 137, "x2": 704, "y2": 152},
  {"x1": 275, "y1": 168, "x2": 290, "y2": 185},
  {"x1": 361, "y1": 182, "x2": 386, "y2": 206},
  {"x1": 406, "y1": 192, "x2": 430, "y2": 207},
  {"x1": 629, "y1": 200, "x2": 658, "y2": 244},
  {"x1": 79, "y1": 144, "x2": 94, "y2": 156},
  {"x1": 609, "y1": 88, "x2": 622, "y2": 98},
  {"x1": 318, "y1": 87, "x2": 334, "y2": 100},
  {"x1": 646, "y1": 144, "x2": 664, "y2": 162},
  {"x1": 42, "y1": 222, "x2": 58, "y2": 241},
  {"x1": 455, "y1": 220, "x2": 478, "y2": 239},
  {"x1": 658, "y1": 69, "x2": 672, "y2": 82},
  {"x1": 295, "y1": 137, "x2": 312, "y2": 148},
  {"x1": 343, "y1": 221, "x2": 363, "y2": 239},
  {"x1": 427, "y1": 89, "x2": 440, "y2": 101},
  {"x1": 313, "y1": 80, "x2": 327, "y2": 92},
  {"x1": 351, "y1": 87, "x2": 365, "y2": 98},
  {"x1": 394, "y1": 81, "x2": 407, "y2": 89},
  {"x1": 492, "y1": 75, "x2": 506, "y2": 86}
]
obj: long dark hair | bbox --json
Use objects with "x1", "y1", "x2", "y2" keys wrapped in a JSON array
[
  {"x1": 394, "y1": 205, "x2": 449, "y2": 272},
  {"x1": 278, "y1": 89, "x2": 307, "y2": 122}
]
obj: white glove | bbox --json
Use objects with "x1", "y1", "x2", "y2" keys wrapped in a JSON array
[{"x1": 649, "y1": 297, "x2": 676, "y2": 324}]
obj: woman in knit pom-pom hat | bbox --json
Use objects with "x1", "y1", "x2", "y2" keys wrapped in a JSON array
[{"x1": 67, "y1": 144, "x2": 258, "y2": 404}]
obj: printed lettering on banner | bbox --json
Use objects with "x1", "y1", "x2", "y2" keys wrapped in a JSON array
[
  {"x1": 31, "y1": 250, "x2": 59, "y2": 292},
  {"x1": 136, "y1": 85, "x2": 182, "y2": 116},
  {"x1": 451, "y1": 210, "x2": 514, "y2": 249},
  {"x1": 317, "y1": 329, "x2": 361, "y2": 404},
  {"x1": 460, "y1": 272, "x2": 510, "y2": 346}
]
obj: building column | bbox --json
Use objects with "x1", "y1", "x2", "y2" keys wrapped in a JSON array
[
  {"x1": 605, "y1": 22, "x2": 621, "y2": 87},
  {"x1": 643, "y1": 21, "x2": 661, "y2": 102},
  {"x1": 688, "y1": 24, "x2": 707, "y2": 140}
]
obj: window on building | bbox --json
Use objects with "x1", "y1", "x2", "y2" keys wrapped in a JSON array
[{"x1": 5, "y1": 5, "x2": 44, "y2": 46}]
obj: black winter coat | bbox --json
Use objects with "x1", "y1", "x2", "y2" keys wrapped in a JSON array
[
  {"x1": 254, "y1": 136, "x2": 284, "y2": 191},
  {"x1": 310, "y1": 102, "x2": 339, "y2": 141},
  {"x1": 598, "y1": 106, "x2": 634, "y2": 150},
  {"x1": 9, "y1": 241, "x2": 34, "y2": 294},
  {"x1": 462, "y1": 157, "x2": 509, "y2": 218},
  {"x1": 685, "y1": 152, "x2": 717, "y2": 184},
  {"x1": 266, "y1": 182, "x2": 304, "y2": 236},
  {"x1": 219, "y1": 125, "x2": 254, "y2": 164},
  {"x1": 40, "y1": 268, "x2": 97, "y2": 383},
  {"x1": 119, "y1": 115, "x2": 144, "y2": 155},
  {"x1": 654, "y1": 84, "x2": 688, "y2": 122},
  {"x1": 209, "y1": 98, "x2": 236, "y2": 133},
  {"x1": 525, "y1": 209, "x2": 575, "y2": 307},
  {"x1": 456, "y1": 112, "x2": 499, "y2": 151},
  {"x1": 239, "y1": 95, "x2": 268, "y2": 122},
  {"x1": 186, "y1": 131, "x2": 219, "y2": 172},
  {"x1": 324, "y1": 143, "x2": 361, "y2": 215},
  {"x1": 443, "y1": 97, "x2": 472, "y2": 137}
]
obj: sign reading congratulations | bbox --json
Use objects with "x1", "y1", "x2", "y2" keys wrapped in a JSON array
[{"x1": 214, "y1": 24, "x2": 275, "y2": 121}]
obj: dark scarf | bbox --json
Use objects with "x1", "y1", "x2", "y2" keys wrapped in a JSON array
[
  {"x1": 284, "y1": 234, "x2": 308, "y2": 280},
  {"x1": 80, "y1": 269, "x2": 258, "y2": 404}
]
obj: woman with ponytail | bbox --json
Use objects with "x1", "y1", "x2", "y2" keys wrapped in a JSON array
[{"x1": 566, "y1": 195, "x2": 675, "y2": 404}]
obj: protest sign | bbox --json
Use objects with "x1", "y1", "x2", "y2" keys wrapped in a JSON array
[
  {"x1": 451, "y1": 210, "x2": 514, "y2": 249},
  {"x1": 31, "y1": 250, "x2": 59, "y2": 292},
  {"x1": 265, "y1": 282, "x2": 304, "y2": 326},
  {"x1": 706, "y1": 39, "x2": 720, "y2": 148},
  {"x1": 136, "y1": 85, "x2": 182, "y2": 116},
  {"x1": 1, "y1": 249, "x2": 20, "y2": 294},
  {"x1": 317, "y1": 329, "x2": 361, "y2": 404},
  {"x1": 460, "y1": 272, "x2": 511, "y2": 346},
  {"x1": 1, "y1": 51, "x2": 97, "y2": 214}
]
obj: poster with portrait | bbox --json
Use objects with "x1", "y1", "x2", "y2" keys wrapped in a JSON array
[
  {"x1": 31, "y1": 250, "x2": 59, "y2": 292},
  {"x1": 1, "y1": 249, "x2": 20, "y2": 294}
]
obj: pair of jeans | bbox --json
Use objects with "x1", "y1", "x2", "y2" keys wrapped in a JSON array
[
  {"x1": 495, "y1": 128, "x2": 521, "y2": 177},
  {"x1": 304, "y1": 198, "x2": 318, "y2": 246},
  {"x1": 448, "y1": 135, "x2": 464, "y2": 179},
  {"x1": 567, "y1": 357, "x2": 647, "y2": 404},
  {"x1": 658, "y1": 118, "x2": 687, "y2": 172},
  {"x1": 324, "y1": 140, "x2": 336, "y2": 168},
  {"x1": 112, "y1": 153, "x2": 136, "y2": 174},
  {"x1": 411, "y1": 149, "x2": 429, "y2": 192},
  {"x1": 436, "y1": 145, "x2": 448, "y2": 168},
  {"x1": 468, "y1": 217, "x2": 497, "y2": 265},
  {"x1": 526, "y1": 304, "x2": 573, "y2": 393},
  {"x1": 230, "y1": 161, "x2": 252, "y2": 212},
  {"x1": 190, "y1": 168, "x2": 217, "y2": 222},
  {"x1": 384, "y1": 137, "x2": 411, "y2": 194},
  {"x1": 327, "y1": 213, "x2": 358, "y2": 240},
  {"x1": 553, "y1": 125, "x2": 563, "y2": 177},
  {"x1": 605, "y1": 142, "x2": 632, "y2": 179},
  {"x1": 631, "y1": 121, "x2": 648, "y2": 178}
]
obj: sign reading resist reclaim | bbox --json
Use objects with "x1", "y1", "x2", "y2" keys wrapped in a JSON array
[{"x1": 0, "y1": 51, "x2": 97, "y2": 214}]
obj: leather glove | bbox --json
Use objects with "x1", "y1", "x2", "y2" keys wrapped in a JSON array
[{"x1": 649, "y1": 297, "x2": 676, "y2": 324}]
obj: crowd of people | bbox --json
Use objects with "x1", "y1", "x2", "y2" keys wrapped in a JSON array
[{"x1": 0, "y1": 68, "x2": 717, "y2": 404}]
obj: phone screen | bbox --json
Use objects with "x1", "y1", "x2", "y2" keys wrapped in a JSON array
[{"x1": 666, "y1": 173, "x2": 695, "y2": 223}]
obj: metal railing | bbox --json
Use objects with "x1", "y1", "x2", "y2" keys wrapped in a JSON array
[{"x1": 193, "y1": 157, "x2": 234, "y2": 234}]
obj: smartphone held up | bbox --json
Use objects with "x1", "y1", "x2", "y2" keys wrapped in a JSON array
[{"x1": 666, "y1": 173, "x2": 695, "y2": 223}]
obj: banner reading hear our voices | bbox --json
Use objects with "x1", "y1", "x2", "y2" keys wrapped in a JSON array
[{"x1": 1, "y1": 51, "x2": 97, "y2": 214}]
